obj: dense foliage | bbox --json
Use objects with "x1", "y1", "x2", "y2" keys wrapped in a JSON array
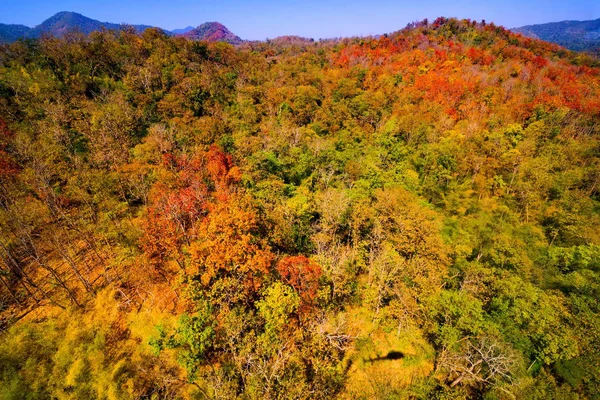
[{"x1": 0, "y1": 17, "x2": 599, "y2": 399}]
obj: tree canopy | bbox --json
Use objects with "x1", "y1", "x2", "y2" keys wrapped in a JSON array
[{"x1": 0, "y1": 18, "x2": 599, "y2": 399}]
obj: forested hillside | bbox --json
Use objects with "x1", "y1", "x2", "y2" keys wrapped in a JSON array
[{"x1": 0, "y1": 18, "x2": 599, "y2": 399}]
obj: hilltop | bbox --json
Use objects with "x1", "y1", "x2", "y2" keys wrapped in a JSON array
[
  {"x1": 182, "y1": 22, "x2": 243, "y2": 45},
  {"x1": 31, "y1": 11, "x2": 155, "y2": 36}
]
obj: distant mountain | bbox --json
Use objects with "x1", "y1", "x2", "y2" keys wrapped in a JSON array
[
  {"x1": 0, "y1": 12, "x2": 243, "y2": 45},
  {"x1": 31, "y1": 11, "x2": 156, "y2": 37},
  {"x1": 171, "y1": 26, "x2": 195, "y2": 35},
  {"x1": 0, "y1": 24, "x2": 32, "y2": 43},
  {"x1": 181, "y1": 22, "x2": 243, "y2": 45},
  {"x1": 33, "y1": 11, "x2": 121, "y2": 37},
  {"x1": 512, "y1": 18, "x2": 600, "y2": 52},
  {"x1": 0, "y1": 11, "x2": 160, "y2": 43}
]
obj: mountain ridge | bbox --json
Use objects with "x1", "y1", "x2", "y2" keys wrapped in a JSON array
[
  {"x1": 0, "y1": 23, "x2": 31, "y2": 43},
  {"x1": 0, "y1": 12, "x2": 243, "y2": 44},
  {"x1": 512, "y1": 18, "x2": 600, "y2": 52},
  {"x1": 31, "y1": 11, "x2": 156, "y2": 37},
  {"x1": 171, "y1": 26, "x2": 195, "y2": 35},
  {"x1": 2, "y1": 11, "x2": 600, "y2": 52}
]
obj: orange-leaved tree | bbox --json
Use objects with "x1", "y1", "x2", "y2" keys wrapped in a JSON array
[
  {"x1": 277, "y1": 255, "x2": 323, "y2": 312},
  {"x1": 188, "y1": 194, "x2": 274, "y2": 309}
]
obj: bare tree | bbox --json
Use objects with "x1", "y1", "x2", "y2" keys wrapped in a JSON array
[{"x1": 437, "y1": 336, "x2": 517, "y2": 393}]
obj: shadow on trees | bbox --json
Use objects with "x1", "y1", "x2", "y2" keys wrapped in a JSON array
[{"x1": 367, "y1": 351, "x2": 405, "y2": 362}]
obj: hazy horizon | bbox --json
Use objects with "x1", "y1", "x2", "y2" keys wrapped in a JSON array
[{"x1": 1, "y1": 0, "x2": 599, "y2": 40}]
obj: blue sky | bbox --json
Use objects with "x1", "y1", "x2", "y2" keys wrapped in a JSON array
[{"x1": 1, "y1": 0, "x2": 598, "y2": 40}]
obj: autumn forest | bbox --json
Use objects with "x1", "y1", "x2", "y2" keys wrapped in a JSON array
[{"x1": 1, "y1": 17, "x2": 600, "y2": 399}]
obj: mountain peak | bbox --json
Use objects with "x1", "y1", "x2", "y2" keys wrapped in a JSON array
[
  {"x1": 171, "y1": 26, "x2": 195, "y2": 35},
  {"x1": 51, "y1": 11, "x2": 85, "y2": 18},
  {"x1": 201, "y1": 21, "x2": 225, "y2": 29},
  {"x1": 28, "y1": 11, "x2": 157, "y2": 38},
  {"x1": 39, "y1": 11, "x2": 94, "y2": 26},
  {"x1": 181, "y1": 22, "x2": 243, "y2": 45},
  {"x1": 34, "y1": 11, "x2": 119, "y2": 37}
]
